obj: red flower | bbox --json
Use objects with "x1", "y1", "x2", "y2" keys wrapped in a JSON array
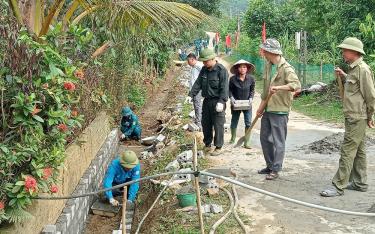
[
  {"x1": 42, "y1": 167, "x2": 53, "y2": 180},
  {"x1": 0, "y1": 201, "x2": 4, "y2": 210},
  {"x1": 57, "y1": 123, "x2": 68, "y2": 132},
  {"x1": 74, "y1": 69, "x2": 85, "y2": 80},
  {"x1": 63, "y1": 82, "x2": 76, "y2": 91},
  {"x1": 50, "y1": 185, "x2": 58, "y2": 193},
  {"x1": 71, "y1": 110, "x2": 78, "y2": 117},
  {"x1": 24, "y1": 176, "x2": 37, "y2": 193}
]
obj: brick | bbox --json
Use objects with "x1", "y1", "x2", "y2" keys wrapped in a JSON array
[{"x1": 41, "y1": 225, "x2": 56, "y2": 234}]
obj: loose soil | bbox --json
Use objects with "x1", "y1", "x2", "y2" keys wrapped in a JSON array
[
  {"x1": 84, "y1": 65, "x2": 185, "y2": 233},
  {"x1": 301, "y1": 132, "x2": 375, "y2": 154}
]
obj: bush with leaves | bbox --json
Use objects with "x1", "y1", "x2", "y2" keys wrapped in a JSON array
[{"x1": 0, "y1": 25, "x2": 83, "y2": 224}]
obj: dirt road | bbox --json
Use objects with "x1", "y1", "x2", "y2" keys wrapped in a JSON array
[{"x1": 211, "y1": 58, "x2": 375, "y2": 234}]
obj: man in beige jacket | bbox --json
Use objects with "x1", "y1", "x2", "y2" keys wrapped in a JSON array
[
  {"x1": 257, "y1": 38, "x2": 301, "y2": 180},
  {"x1": 321, "y1": 37, "x2": 375, "y2": 197}
]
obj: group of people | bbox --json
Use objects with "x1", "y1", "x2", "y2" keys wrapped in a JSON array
[
  {"x1": 188, "y1": 36, "x2": 375, "y2": 194},
  {"x1": 188, "y1": 38, "x2": 300, "y2": 177},
  {"x1": 102, "y1": 36, "x2": 375, "y2": 208}
]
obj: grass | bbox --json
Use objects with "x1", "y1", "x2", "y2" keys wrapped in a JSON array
[
  {"x1": 150, "y1": 188, "x2": 250, "y2": 234},
  {"x1": 293, "y1": 94, "x2": 344, "y2": 123},
  {"x1": 255, "y1": 79, "x2": 344, "y2": 124}
]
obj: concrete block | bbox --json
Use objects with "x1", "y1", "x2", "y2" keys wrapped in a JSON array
[
  {"x1": 210, "y1": 204, "x2": 223, "y2": 214},
  {"x1": 174, "y1": 168, "x2": 193, "y2": 181},
  {"x1": 201, "y1": 204, "x2": 211, "y2": 213},
  {"x1": 224, "y1": 123, "x2": 230, "y2": 133},
  {"x1": 155, "y1": 134, "x2": 166, "y2": 143},
  {"x1": 188, "y1": 123, "x2": 200, "y2": 132},
  {"x1": 180, "y1": 161, "x2": 193, "y2": 169},
  {"x1": 206, "y1": 182, "x2": 219, "y2": 189},
  {"x1": 155, "y1": 142, "x2": 165, "y2": 152},
  {"x1": 91, "y1": 199, "x2": 120, "y2": 217},
  {"x1": 177, "y1": 150, "x2": 193, "y2": 163},
  {"x1": 199, "y1": 175, "x2": 214, "y2": 184},
  {"x1": 41, "y1": 225, "x2": 57, "y2": 234},
  {"x1": 189, "y1": 110, "x2": 195, "y2": 118},
  {"x1": 165, "y1": 160, "x2": 180, "y2": 172},
  {"x1": 182, "y1": 124, "x2": 189, "y2": 130}
]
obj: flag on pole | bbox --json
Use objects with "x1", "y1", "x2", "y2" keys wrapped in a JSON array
[
  {"x1": 262, "y1": 21, "x2": 266, "y2": 42},
  {"x1": 260, "y1": 21, "x2": 266, "y2": 56}
]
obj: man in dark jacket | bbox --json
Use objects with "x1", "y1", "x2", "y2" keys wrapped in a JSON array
[
  {"x1": 120, "y1": 106, "x2": 141, "y2": 141},
  {"x1": 189, "y1": 48, "x2": 229, "y2": 156}
]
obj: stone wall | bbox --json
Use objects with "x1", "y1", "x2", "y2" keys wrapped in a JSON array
[{"x1": 48, "y1": 129, "x2": 119, "y2": 234}]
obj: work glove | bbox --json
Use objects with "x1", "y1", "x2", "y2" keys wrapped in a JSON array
[
  {"x1": 215, "y1": 102, "x2": 224, "y2": 113},
  {"x1": 126, "y1": 200, "x2": 135, "y2": 210},
  {"x1": 230, "y1": 97, "x2": 236, "y2": 105},
  {"x1": 120, "y1": 134, "x2": 126, "y2": 140},
  {"x1": 109, "y1": 198, "x2": 119, "y2": 206}
]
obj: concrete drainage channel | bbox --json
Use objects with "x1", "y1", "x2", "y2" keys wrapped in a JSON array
[
  {"x1": 41, "y1": 129, "x2": 119, "y2": 234},
  {"x1": 41, "y1": 64, "x2": 240, "y2": 234}
]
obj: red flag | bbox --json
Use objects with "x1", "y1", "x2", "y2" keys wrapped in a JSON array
[{"x1": 262, "y1": 21, "x2": 266, "y2": 42}]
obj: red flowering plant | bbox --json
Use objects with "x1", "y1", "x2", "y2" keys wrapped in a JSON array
[{"x1": 0, "y1": 30, "x2": 84, "y2": 224}]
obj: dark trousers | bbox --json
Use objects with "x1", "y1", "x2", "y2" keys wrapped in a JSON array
[
  {"x1": 112, "y1": 178, "x2": 132, "y2": 198},
  {"x1": 201, "y1": 98, "x2": 226, "y2": 148},
  {"x1": 230, "y1": 108, "x2": 252, "y2": 129},
  {"x1": 260, "y1": 112, "x2": 288, "y2": 172}
]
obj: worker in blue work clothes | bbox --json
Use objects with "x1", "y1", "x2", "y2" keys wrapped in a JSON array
[
  {"x1": 120, "y1": 106, "x2": 142, "y2": 141},
  {"x1": 103, "y1": 150, "x2": 140, "y2": 208}
]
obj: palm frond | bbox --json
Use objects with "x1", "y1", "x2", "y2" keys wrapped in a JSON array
[{"x1": 73, "y1": 1, "x2": 208, "y2": 34}]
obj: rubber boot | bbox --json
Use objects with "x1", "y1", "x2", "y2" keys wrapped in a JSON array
[
  {"x1": 229, "y1": 128, "x2": 237, "y2": 144},
  {"x1": 244, "y1": 127, "x2": 251, "y2": 149}
]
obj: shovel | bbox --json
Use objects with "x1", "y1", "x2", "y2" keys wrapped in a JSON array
[{"x1": 235, "y1": 93, "x2": 273, "y2": 148}]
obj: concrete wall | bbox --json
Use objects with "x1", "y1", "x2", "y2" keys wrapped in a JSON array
[
  {"x1": 52, "y1": 128, "x2": 119, "y2": 234},
  {"x1": 3, "y1": 112, "x2": 115, "y2": 234}
]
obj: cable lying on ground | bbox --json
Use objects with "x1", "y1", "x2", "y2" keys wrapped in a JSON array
[{"x1": 34, "y1": 170, "x2": 375, "y2": 217}]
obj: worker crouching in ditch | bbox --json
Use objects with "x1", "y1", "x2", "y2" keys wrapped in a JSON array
[
  {"x1": 189, "y1": 48, "x2": 229, "y2": 156},
  {"x1": 228, "y1": 60, "x2": 256, "y2": 148},
  {"x1": 257, "y1": 38, "x2": 301, "y2": 180},
  {"x1": 321, "y1": 37, "x2": 375, "y2": 197},
  {"x1": 103, "y1": 150, "x2": 140, "y2": 208},
  {"x1": 120, "y1": 106, "x2": 142, "y2": 141}
]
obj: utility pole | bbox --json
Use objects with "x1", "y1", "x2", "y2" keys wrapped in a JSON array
[
  {"x1": 296, "y1": 30, "x2": 307, "y2": 86},
  {"x1": 302, "y1": 31, "x2": 308, "y2": 86}
]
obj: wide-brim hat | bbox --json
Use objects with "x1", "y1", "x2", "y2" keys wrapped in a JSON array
[
  {"x1": 337, "y1": 37, "x2": 365, "y2": 55},
  {"x1": 260, "y1": 38, "x2": 283, "y2": 55},
  {"x1": 120, "y1": 150, "x2": 139, "y2": 169},
  {"x1": 230, "y1": 59, "x2": 255, "y2": 74},
  {"x1": 199, "y1": 48, "x2": 216, "y2": 62}
]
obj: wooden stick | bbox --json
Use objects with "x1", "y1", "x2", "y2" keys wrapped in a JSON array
[
  {"x1": 193, "y1": 137, "x2": 205, "y2": 234},
  {"x1": 235, "y1": 93, "x2": 273, "y2": 147},
  {"x1": 122, "y1": 186, "x2": 127, "y2": 234}
]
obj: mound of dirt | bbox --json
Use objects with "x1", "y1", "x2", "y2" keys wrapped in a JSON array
[{"x1": 302, "y1": 133, "x2": 375, "y2": 154}]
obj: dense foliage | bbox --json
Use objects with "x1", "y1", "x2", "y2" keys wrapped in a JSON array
[
  {"x1": 243, "y1": 0, "x2": 375, "y2": 65},
  {"x1": 0, "y1": 0, "x2": 206, "y2": 225}
]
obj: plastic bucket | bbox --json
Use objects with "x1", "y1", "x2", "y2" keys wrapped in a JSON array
[{"x1": 176, "y1": 192, "x2": 196, "y2": 207}]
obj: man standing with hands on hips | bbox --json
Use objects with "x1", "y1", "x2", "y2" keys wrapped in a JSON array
[
  {"x1": 189, "y1": 48, "x2": 229, "y2": 156},
  {"x1": 321, "y1": 37, "x2": 375, "y2": 197}
]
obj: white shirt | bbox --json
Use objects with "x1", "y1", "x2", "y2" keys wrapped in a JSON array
[{"x1": 189, "y1": 61, "x2": 203, "y2": 90}]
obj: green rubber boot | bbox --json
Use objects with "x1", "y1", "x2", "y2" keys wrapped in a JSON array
[
  {"x1": 244, "y1": 127, "x2": 252, "y2": 149},
  {"x1": 229, "y1": 128, "x2": 237, "y2": 144}
]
